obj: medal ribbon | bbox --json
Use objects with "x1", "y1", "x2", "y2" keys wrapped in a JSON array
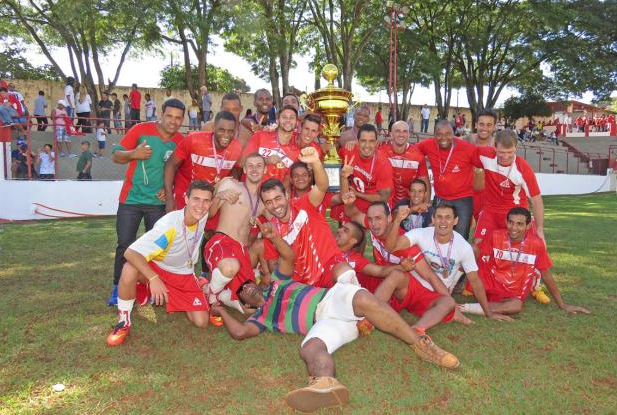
[
  {"x1": 437, "y1": 140, "x2": 455, "y2": 176},
  {"x1": 211, "y1": 135, "x2": 229, "y2": 180},
  {"x1": 507, "y1": 236, "x2": 525, "y2": 276},
  {"x1": 182, "y1": 210, "x2": 203, "y2": 268},
  {"x1": 433, "y1": 233, "x2": 454, "y2": 275},
  {"x1": 243, "y1": 182, "x2": 259, "y2": 217}
]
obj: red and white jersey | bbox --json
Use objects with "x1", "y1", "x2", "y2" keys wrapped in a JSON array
[
  {"x1": 242, "y1": 130, "x2": 300, "y2": 182},
  {"x1": 319, "y1": 249, "x2": 372, "y2": 288},
  {"x1": 0, "y1": 94, "x2": 22, "y2": 116},
  {"x1": 339, "y1": 146, "x2": 393, "y2": 212},
  {"x1": 479, "y1": 229, "x2": 552, "y2": 294},
  {"x1": 476, "y1": 147, "x2": 540, "y2": 214},
  {"x1": 367, "y1": 223, "x2": 424, "y2": 267},
  {"x1": 291, "y1": 188, "x2": 333, "y2": 216},
  {"x1": 416, "y1": 137, "x2": 478, "y2": 200},
  {"x1": 264, "y1": 194, "x2": 340, "y2": 285},
  {"x1": 379, "y1": 143, "x2": 428, "y2": 205},
  {"x1": 174, "y1": 132, "x2": 242, "y2": 204}
]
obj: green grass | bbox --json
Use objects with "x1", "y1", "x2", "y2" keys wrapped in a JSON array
[{"x1": 1, "y1": 193, "x2": 616, "y2": 414}]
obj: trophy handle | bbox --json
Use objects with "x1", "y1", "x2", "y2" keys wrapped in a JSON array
[
  {"x1": 349, "y1": 94, "x2": 361, "y2": 110},
  {"x1": 300, "y1": 94, "x2": 315, "y2": 112}
]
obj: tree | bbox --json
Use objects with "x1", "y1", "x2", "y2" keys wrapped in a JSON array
[
  {"x1": 502, "y1": 93, "x2": 551, "y2": 123},
  {"x1": 223, "y1": 0, "x2": 308, "y2": 105},
  {"x1": 159, "y1": 64, "x2": 249, "y2": 93},
  {"x1": 2, "y1": 0, "x2": 157, "y2": 112},
  {"x1": 307, "y1": 0, "x2": 385, "y2": 91},
  {"x1": 0, "y1": 42, "x2": 62, "y2": 81},
  {"x1": 158, "y1": 0, "x2": 230, "y2": 99}
]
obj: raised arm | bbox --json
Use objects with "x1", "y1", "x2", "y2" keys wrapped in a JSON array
[
  {"x1": 384, "y1": 206, "x2": 413, "y2": 252},
  {"x1": 298, "y1": 147, "x2": 328, "y2": 208},
  {"x1": 341, "y1": 191, "x2": 365, "y2": 224}
]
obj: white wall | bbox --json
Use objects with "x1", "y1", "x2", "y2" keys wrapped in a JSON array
[
  {"x1": 0, "y1": 180, "x2": 122, "y2": 220},
  {"x1": 0, "y1": 173, "x2": 613, "y2": 221}
]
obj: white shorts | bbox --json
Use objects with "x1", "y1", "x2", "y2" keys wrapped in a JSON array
[{"x1": 301, "y1": 281, "x2": 366, "y2": 354}]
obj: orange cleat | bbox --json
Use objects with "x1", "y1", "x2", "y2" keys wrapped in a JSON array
[
  {"x1": 209, "y1": 315, "x2": 224, "y2": 326},
  {"x1": 106, "y1": 322, "x2": 130, "y2": 346}
]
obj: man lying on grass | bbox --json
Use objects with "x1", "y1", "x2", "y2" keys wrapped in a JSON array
[
  {"x1": 211, "y1": 220, "x2": 460, "y2": 414},
  {"x1": 106, "y1": 180, "x2": 214, "y2": 346},
  {"x1": 460, "y1": 207, "x2": 591, "y2": 317}
]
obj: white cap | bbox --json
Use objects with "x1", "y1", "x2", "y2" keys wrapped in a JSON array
[{"x1": 57, "y1": 99, "x2": 65, "y2": 106}]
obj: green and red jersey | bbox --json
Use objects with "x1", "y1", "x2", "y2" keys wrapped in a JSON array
[{"x1": 113, "y1": 122, "x2": 184, "y2": 205}]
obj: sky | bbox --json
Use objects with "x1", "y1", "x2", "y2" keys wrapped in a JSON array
[{"x1": 23, "y1": 35, "x2": 594, "y2": 108}]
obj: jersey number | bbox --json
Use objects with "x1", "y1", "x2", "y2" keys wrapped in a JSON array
[{"x1": 352, "y1": 177, "x2": 365, "y2": 193}]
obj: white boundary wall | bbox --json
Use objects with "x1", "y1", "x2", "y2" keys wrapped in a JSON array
[{"x1": 0, "y1": 173, "x2": 614, "y2": 221}]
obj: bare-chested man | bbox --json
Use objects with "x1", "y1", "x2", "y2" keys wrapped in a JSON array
[
  {"x1": 201, "y1": 92, "x2": 253, "y2": 148},
  {"x1": 202, "y1": 153, "x2": 267, "y2": 311},
  {"x1": 338, "y1": 105, "x2": 370, "y2": 148}
]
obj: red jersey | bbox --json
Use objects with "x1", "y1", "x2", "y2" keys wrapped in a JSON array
[
  {"x1": 479, "y1": 229, "x2": 552, "y2": 294},
  {"x1": 379, "y1": 143, "x2": 428, "y2": 205},
  {"x1": 291, "y1": 189, "x2": 333, "y2": 216},
  {"x1": 476, "y1": 148, "x2": 540, "y2": 214},
  {"x1": 339, "y1": 146, "x2": 393, "y2": 213},
  {"x1": 174, "y1": 132, "x2": 242, "y2": 206},
  {"x1": 366, "y1": 222, "x2": 424, "y2": 267},
  {"x1": 416, "y1": 137, "x2": 478, "y2": 200},
  {"x1": 319, "y1": 249, "x2": 372, "y2": 288},
  {"x1": 264, "y1": 194, "x2": 340, "y2": 285},
  {"x1": 243, "y1": 130, "x2": 300, "y2": 182},
  {"x1": 129, "y1": 90, "x2": 141, "y2": 109}
]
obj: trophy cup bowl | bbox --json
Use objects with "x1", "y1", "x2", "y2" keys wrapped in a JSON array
[{"x1": 300, "y1": 64, "x2": 356, "y2": 191}]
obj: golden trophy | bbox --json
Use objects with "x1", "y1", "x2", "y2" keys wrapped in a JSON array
[{"x1": 301, "y1": 64, "x2": 356, "y2": 191}]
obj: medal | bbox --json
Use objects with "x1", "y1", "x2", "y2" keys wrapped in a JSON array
[
  {"x1": 214, "y1": 176, "x2": 220, "y2": 183},
  {"x1": 433, "y1": 232, "x2": 454, "y2": 279},
  {"x1": 243, "y1": 182, "x2": 259, "y2": 227},
  {"x1": 276, "y1": 161, "x2": 285, "y2": 169},
  {"x1": 249, "y1": 216, "x2": 257, "y2": 226},
  {"x1": 182, "y1": 209, "x2": 203, "y2": 269}
]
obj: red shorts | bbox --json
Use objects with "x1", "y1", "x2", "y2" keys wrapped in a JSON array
[
  {"x1": 139, "y1": 261, "x2": 209, "y2": 313},
  {"x1": 357, "y1": 274, "x2": 383, "y2": 293},
  {"x1": 469, "y1": 265, "x2": 534, "y2": 302},
  {"x1": 204, "y1": 232, "x2": 255, "y2": 300},
  {"x1": 473, "y1": 210, "x2": 537, "y2": 240},
  {"x1": 389, "y1": 276, "x2": 454, "y2": 322}
]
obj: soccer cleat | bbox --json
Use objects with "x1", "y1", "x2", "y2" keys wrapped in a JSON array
[
  {"x1": 209, "y1": 315, "x2": 224, "y2": 326},
  {"x1": 532, "y1": 286, "x2": 551, "y2": 304},
  {"x1": 412, "y1": 335, "x2": 460, "y2": 369},
  {"x1": 106, "y1": 322, "x2": 130, "y2": 346},
  {"x1": 285, "y1": 376, "x2": 350, "y2": 413},
  {"x1": 107, "y1": 285, "x2": 118, "y2": 306},
  {"x1": 356, "y1": 318, "x2": 374, "y2": 336}
]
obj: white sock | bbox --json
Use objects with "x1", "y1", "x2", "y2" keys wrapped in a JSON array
[
  {"x1": 217, "y1": 289, "x2": 245, "y2": 313},
  {"x1": 208, "y1": 268, "x2": 233, "y2": 304},
  {"x1": 460, "y1": 303, "x2": 485, "y2": 315},
  {"x1": 336, "y1": 269, "x2": 359, "y2": 286},
  {"x1": 117, "y1": 298, "x2": 135, "y2": 326}
]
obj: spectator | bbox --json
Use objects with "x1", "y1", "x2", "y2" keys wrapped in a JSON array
[
  {"x1": 200, "y1": 86, "x2": 212, "y2": 123},
  {"x1": 0, "y1": 87, "x2": 25, "y2": 138},
  {"x1": 8, "y1": 83, "x2": 27, "y2": 118},
  {"x1": 75, "y1": 85, "x2": 92, "y2": 133},
  {"x1": 144, "y1": 93, "x2": 156, "y2": 121},
  {"x1": 12, "y1": 143, "x2": 37, "y2": 179},
  {"x1": 128, "y1": 83, "x2": 141, "y2": 127},
  {"x1": 268, "y1": 102, "x2": 277, "y2": 124},
  {"x1": 33, "y1": 91, "x2": 48, "y2": 131},
  {"x1": 112, "y1": 93, "x2": 122, "y2": 134},
  {"x1": 98, "y1": 91, "x2": 113, "y2": 133},
  {"x1": 243, "y1": 108, "x2": 253, "y2": 120},
  {"x1": 94, "y1": 120, "x2": 107, "y2": 158},
  {"x1": 52, "y1": 100, "x2": 76, "y2": 157},
  {"x1": 123, "y1": 94, "x2": 131, "y2": 130},
  {"x1": 37, "y1": 143, "x2": 55, "y2": 179},
  {"x1": 420, "y1": 104, "x2": 430, "y2": 133},
  {"x1": 375, "y1": 107, "x2": 383, "y2": 130},
  {"x1": 77, "y1": 140, "x2": 93, "y2": 180},
  {"x1": 164, "y1": 88, "x2": 175, "y2": 101},
  {"x1": 407, "y1": 113, "x2": 415, "y2": 133},
  {"x1": 188, "y1": 99, "x2": 200, "y2": 130},
  {"x1": 64, "y1": 77, "x2": 75, "y2": 119}
]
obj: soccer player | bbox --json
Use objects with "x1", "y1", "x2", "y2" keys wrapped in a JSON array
[
  {"x1": 338, "y1": 104, "x2": 370, "y2": 148},
  {"x1": 415, "y1": 120, "x2": 478, "y2": 239},
  {"x1": 342, "y1": 193, "x2": 456, "y2": 332},
  {"x1": 260, "y1": 147, "x2": 339, "y2": 285},
  {"x1": 240, "y1": 88, "x2": 275, "y2": 132},
  {"x1": 289, "y1": 161, "x2": 333, "y2": 214},
  {"x1": 212, "y1": 220, "x2": 460, "y2": 413},
  {"x1": 202, "y1": 153, "x2": 267, "y2": 311},
  {"x1": 108, "y1": 99, "x2": 186, "y2": 306},
  {"x1": 383, "y1": 202, "x2": 512, "y2": 323},
  {"x1": 464, "y1": 109, "x2": 497, "y2": 222},
  {"x1": 241, "y1": 105, "x2": 300, "y2": 183},
  {"x1": 106, "y1": 181, "x2": 214, "y2": 346},
  {"x1": 380, "y1": 120, "x2": 430, "y2": 206},
  {"x1": 393, "y1": 179, "x2": 434, "y2": 231},
  {"x1": 461, "y1": 207, "x2": 591, "y2": 316},
  {"x1": 164, "y1": 110, "x2": 242, "y2": 212},
  {"x1": 295, "y1": 114, "x2": 325, "y2": 160},
  {"x1": 200, "y1": 92, "x2": 253, "y2": 148},
  {"x1": 330, "y1": 124, "x2": 393, "y2": 222}
]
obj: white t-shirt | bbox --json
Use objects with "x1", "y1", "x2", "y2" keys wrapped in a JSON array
[
  {"x1": 145, "y1": 99, "x2": 156, "y2": 118},
  {"x1": 75, "y1": 93, "x2": 92, "y2": 113},
  {"x1": 64, "y1": 85, "x2": 75, "y2": 108},
  {"x1": 96, "y1": 127, "x2": 106, "y2": 142},
  {"x1": 38, "y1": 152, "x2": 55, "y2": 175},
  {"x1": 404, "y1": 227, "x2": 478, "y2": 292},
  {"x1": 421, "y1": 107, "x2": 430, "y2": 120},
  {"x1": 129, "y1": 209, "x2": 209, "y2": 275}
]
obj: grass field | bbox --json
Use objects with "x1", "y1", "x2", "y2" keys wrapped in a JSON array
[{"x1": 1, "y1": 193, "x2": 616, "y2": 414}]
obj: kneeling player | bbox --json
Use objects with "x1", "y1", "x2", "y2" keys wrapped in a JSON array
[
  {"x1": 212, "y1": 221, "x2": 460, "y2": 414},
  {"x1": 107, "y1": 181, "x2": 214, "y2": 346},
  {"x1": 461, "y1": 207, "x2": 591, "y2": 316}
]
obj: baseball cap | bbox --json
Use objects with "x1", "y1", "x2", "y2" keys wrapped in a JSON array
[{"x1": 57, "y1": 99, "x2": 65, "y2": 106}]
